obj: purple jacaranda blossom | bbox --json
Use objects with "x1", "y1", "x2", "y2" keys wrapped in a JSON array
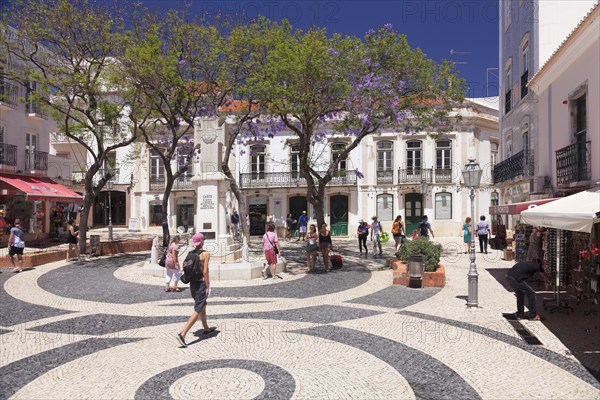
[
  {"x1": 328, "y1": 48, "x2": 339, "y2": 57},
  {"x1": 383, "y1": 23, "x2": 394, "y2": 31},
  {"x1": 354, "y1": 169, "x2": 364, "y2": 179},
  {"x1": 366, "y1": 29, "x2": 375, "y2": 35}
]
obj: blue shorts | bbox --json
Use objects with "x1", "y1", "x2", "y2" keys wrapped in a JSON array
[{"x1": 190, "y1": 280, "x2": 208, "y2": 313}]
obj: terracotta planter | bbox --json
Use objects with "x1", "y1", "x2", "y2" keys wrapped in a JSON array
[{"x1": 391, "y1": 260, "x2": 445, "y2": 288}]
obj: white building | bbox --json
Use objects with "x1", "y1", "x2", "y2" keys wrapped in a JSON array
[
  {"x1": 127, "y1": 98, "x2": 498, "y2": 243},
  {"x1": 528, "y1": 3, "x2": 600, "y2": 192},
  {"x1": 496, "y1": 0, "x2": 597, "y2": 212},
  {"x1": 0, "y1": 44, "x2": 82, "y2": 238}
]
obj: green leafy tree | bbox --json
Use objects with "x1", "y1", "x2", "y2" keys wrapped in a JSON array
[
  {"x1": 1, "y1": 0, "x2": 138, "y2": 255},
  {"x1": 121, "y1": 7, "x2": 227, "y2": 245},
  {"x1": 247, "y1": 22, "x2": 466, "y2": 227}
]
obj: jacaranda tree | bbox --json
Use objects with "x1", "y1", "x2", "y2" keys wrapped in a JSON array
[{"x1": 245, "y1": 22, "x2": 466, "y2": 227}]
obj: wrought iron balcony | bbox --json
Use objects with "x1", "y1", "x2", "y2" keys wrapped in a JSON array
[
  {"x1": 0, "y1": 81, "x2": 18, "y2": 109},
  {"x1": 174, "y1": 176, "x2": 193, "y2": 190},
  {"x1": 239, "y1": 170, "x2": 357, "y2": 189},
  {"x1": 521, "y1": 71, "x2": 528, "y2": 98},
  {"x1": 24, "y1": 150, "x2": 48, "y2": 171},
  {"x1": 398, "y1": 168, "x2": 432, "y2": 184},
  {"x1": 434, "y1": 168, "x2": 453, "y2": 183},
  {"x1": 377, "y1": 170, "x2": 393, "y2": 184},
  {"x1": 0, "y1": 143, "x2": 17, "y2": 166},
  {"x1": 556, "y1": 140, "x2": 591, "y2": 185},
  {"x1": 149, "y1": 176, "x2": 165, "y2": 191},
  {"x1": 492, "y1": 149, "x2": 534, "y2": 184},
  {"x1": 505, "y1": 89, "x2": 512, "y2": 114}
]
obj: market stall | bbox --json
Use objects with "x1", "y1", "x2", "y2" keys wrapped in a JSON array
[
  {"x1": 489, "y1": 198, "x2": 558, "y2": 261},
  {"x1": 521, "y1": 188, "x2": 600, "y2": 314}
]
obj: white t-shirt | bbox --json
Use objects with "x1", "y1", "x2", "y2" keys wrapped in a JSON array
[{"x1": 371, "y1": 221, "x2": 382, "y2": 235}]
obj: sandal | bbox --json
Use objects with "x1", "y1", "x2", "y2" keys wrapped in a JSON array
[
  {"x1": 172, "y1": 287, "x2": 181, "y2": 292},
  {"x1": 164, "y1": 288, "x2": 172, "y2": 292}
]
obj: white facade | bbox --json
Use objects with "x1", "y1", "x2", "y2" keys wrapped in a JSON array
[
  {"x1": 529, "y1": 3, "x2": 600, "y2": 191},
  {"x1": 497, "y1": 0, "x2": 597, "y2": 208}
]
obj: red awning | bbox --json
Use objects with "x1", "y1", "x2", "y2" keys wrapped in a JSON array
[
  {"x1": 0, "y1": 174, "x2": 83, "y2": 202},
  {"x1": 489, "y1": 198, "x2": 558, "y2": 215}
]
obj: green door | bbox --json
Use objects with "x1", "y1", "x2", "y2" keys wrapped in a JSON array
[
  {"x1": 405, "y1": 193, "x2": 423, "y2": 236},
  {"x1": 330, "y1": 195, "x2": 348, "y2": 236}
]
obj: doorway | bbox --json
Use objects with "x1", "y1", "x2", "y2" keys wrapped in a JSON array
[
  {"x1": 249, "y1": 203, "x2": 267, "y2": 236},
  {"x1": 404, "y1": 193, "x2": 423, "y2": 235},
  {"x1": 330, "y1": 195, "x2": 348, "y2": 236}
]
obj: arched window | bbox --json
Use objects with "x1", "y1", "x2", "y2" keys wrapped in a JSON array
[
  {"x1": 377, "y1": 140, "x2": 393, "y2": 183},
  {"x1": 290, "y1": 144, "x2": 300, "y2": 179},
  {"x1": 522, "y1": 121, "x2": 529, "y2": 151},
  {"x1": 406, "y1": 140, "x2": 422, "y2": 171},
  {"x1": 491, "y1": 142, "x2": 499, "y2": 167},
  {"x1": 505, "y1": 132, "x2": 513, "y2": 158},
  {"x1": 504, "y1": 58, "x2": 513, "y2": 114},
  {"x1": 331, "y1": 142, "x2": 347, "y2": 175},
  {"x1": 435, "y1": 192, "x2": 452, "y2": 220},
  {"x1": 251, "y1": 144, "x2": 266, "y2": 179},
  {"x1": 376, "y1": 194, "x2": 393, "y2": 221},
  {"x1": 435, "y1": 140, "x2": 452, "y2": 169},
  {"x1": 520, "y1": 34, "x2": 530, "y2": 98}
]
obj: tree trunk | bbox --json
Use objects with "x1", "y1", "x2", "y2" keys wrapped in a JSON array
[
  {"x1": 161, "y1": 179, "x2": 174, "y2": 247},
  {"x1": 222, "y1": 163, "x2": 248, "y2": 240}
]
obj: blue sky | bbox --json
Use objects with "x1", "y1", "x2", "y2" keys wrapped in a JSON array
[{"x1": 142, "y1": 0, "x2": 500, "y2": 99}]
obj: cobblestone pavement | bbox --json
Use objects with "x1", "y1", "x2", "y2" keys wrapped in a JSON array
[{"x1": 1, "y1": 232, "x2": 599, "y2": 399}]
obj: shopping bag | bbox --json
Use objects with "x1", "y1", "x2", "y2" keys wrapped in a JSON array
[{"x1": 330, "y1": 253, "x2": 343, "y2": 269}]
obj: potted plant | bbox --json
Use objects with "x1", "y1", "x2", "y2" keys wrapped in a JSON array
[{"x1": 396, "y1": 237, "x2": 442, "y2": 272}]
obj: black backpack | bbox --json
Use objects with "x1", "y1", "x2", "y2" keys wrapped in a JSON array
[
  {"x1": 419, "y1": 222, "x2": 429, "y2": 237},
  {"x1": 181, "y1": 249, "x2": 205, "y2": 284}
]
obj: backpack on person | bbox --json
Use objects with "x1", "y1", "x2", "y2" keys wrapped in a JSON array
[
  {"x1": 392, "y1": 222, "x2": 400, "y2": 235},
  {"x1": 419, "y1": 222, "x2": 429, "y2": 237},
  {"x1": 180, "y1": 249, "x2": 205, "y2": 284}
]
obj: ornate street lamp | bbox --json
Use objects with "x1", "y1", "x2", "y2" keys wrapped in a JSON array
[
  {"x1": 107, "y1": 180, "x2": 113, "y2": 242},
  {"x1": 462, "y1": 158, "x2": 483, "y2": 307}
]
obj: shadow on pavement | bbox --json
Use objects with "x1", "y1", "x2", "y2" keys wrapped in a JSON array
[{"x1": 487, "y1": 268, "x2": 600, "y2": 383}]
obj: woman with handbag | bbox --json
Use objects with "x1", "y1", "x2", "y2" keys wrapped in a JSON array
[
  {"x1": 463, "y1": 217, "x2": 472, "y2": 254},
  {"x1": 262, "y1": 222, "x2": 281, "y2": 280},
  {"x1": 164, "y1": 235, "x2": 183, "y2": 292},
  {"x1": 305, "y1": 224, "x2": 319, "y2": 273}
]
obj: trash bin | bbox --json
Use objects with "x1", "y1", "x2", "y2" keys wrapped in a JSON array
[
  {"x1": 408, "y1": 255, "x2": 424, "y2": 288},
  {"x1": 90, "y1": 235, "x2": 101, "y2": 256}
]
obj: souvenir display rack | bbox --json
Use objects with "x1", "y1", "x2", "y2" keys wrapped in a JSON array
[{"x1": 514, "y1": 225, "x2": 533, "y2": 262}]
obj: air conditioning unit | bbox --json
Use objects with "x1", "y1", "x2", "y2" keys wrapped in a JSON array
[{"x1": 531, "y1": 176, "x2": 550, "y2": 194}]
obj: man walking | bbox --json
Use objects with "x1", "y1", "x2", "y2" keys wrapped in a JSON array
[
  {"x1": 296, "y1": 211, "x2": 308, "y2": 241},
  {"x1": 8, "y1": 218, "x2": 25, "y2": 273},
  {"x1": 506, "y1": 260, "x2": 547, "y2": 321},
  {"x1": 418, "y1": 215, "x2": 434, "y2": 239},
  {"x1": 177, "y1": 233, "x2": 215, "y2": 347},
  {"x1": 230, "y1": 208, "x2": 240, "y2": 239},
  {"x1": 476, "y1": 215, "x2": 490, "y2": 254}
]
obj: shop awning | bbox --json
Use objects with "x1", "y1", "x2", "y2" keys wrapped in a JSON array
[
  {"x1": 521, "y1": 189, "x2": 600, "y2": 233},
  {"x1": 0, "y1": 174, "x2": 83, "y2": 202},
  {"x1": 489, "y1": 198, "x2": 559, "y2": 215}
]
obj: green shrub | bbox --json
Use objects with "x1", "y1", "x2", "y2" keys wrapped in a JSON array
[{"x1": 396, "y1": 238, "x2": 442, "y2": 272}]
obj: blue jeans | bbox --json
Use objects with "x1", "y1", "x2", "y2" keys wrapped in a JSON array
[{"x1": 506, "y1": 275, "x2": 537, "y2": 317}]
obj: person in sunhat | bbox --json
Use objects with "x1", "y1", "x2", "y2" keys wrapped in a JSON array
[{"x1": 357, "y1": 219, "x2": 369, "y2": 255}]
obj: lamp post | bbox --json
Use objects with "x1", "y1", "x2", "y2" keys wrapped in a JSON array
[
  {"x1": 107, "y1": 180, "x2": 113, "y2": 242},
  {"x1": 462, "y1": 158, "x2": 483, "y2": 307},
  {"x1": 419, "y1": 179, "x2": 427, "y2": 196}
]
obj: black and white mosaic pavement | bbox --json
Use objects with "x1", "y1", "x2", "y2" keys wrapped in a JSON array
[{"x1": 1, "y1": 238, "x2": 598, "y2": 399}]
